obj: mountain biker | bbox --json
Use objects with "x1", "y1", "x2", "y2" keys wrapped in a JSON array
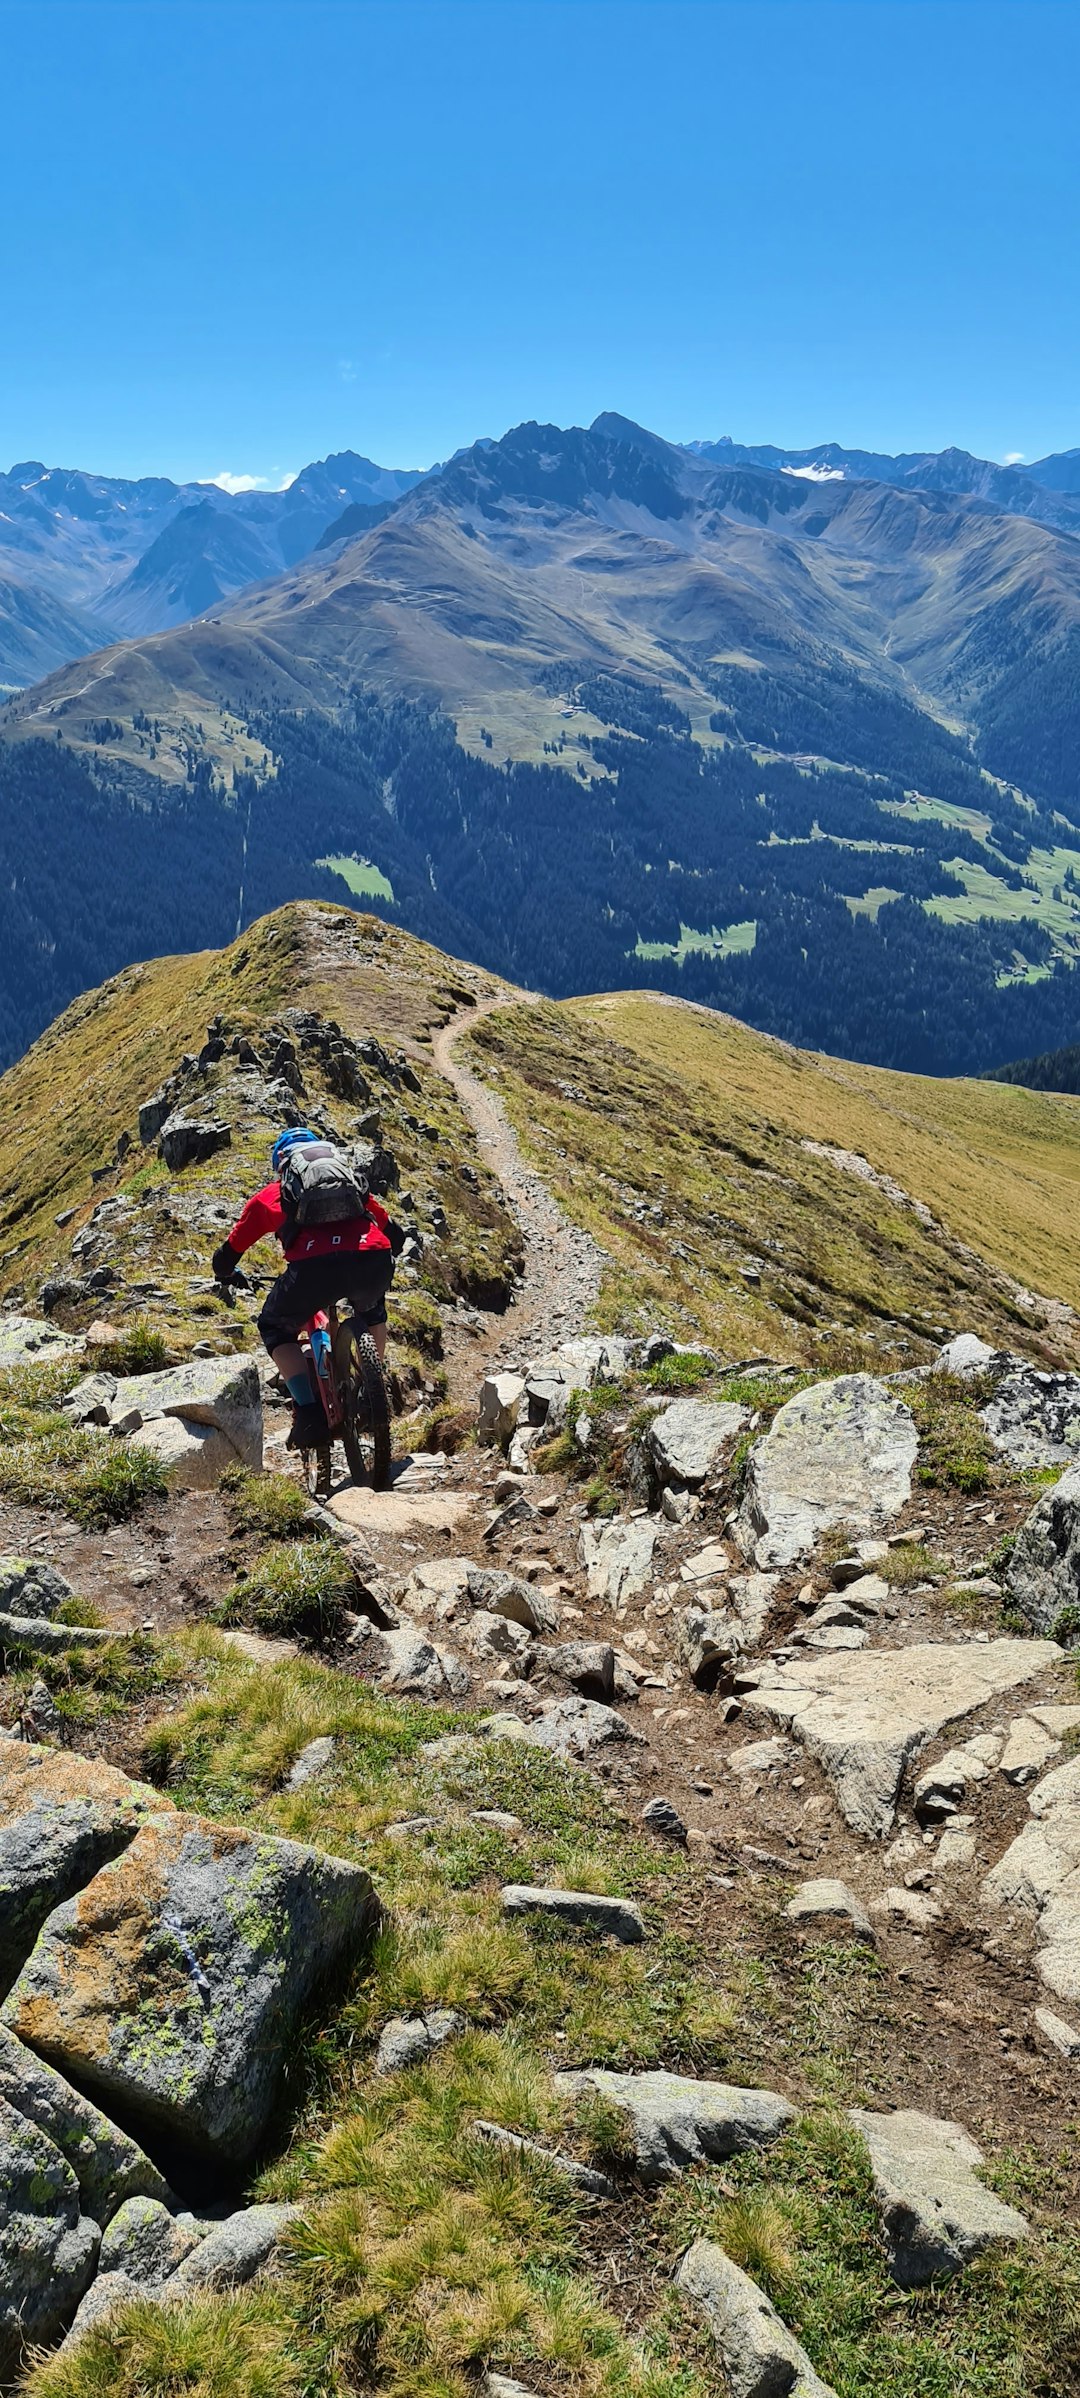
[{"x1": 211, "y1": 1127, "x2": 395, "y2": 1451}]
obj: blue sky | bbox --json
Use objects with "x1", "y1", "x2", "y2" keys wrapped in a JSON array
[{"x1": 2, "y1": 0, "x2": 1077, "y2": 484}]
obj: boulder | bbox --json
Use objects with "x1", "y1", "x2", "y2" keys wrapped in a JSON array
[
  {"x1": 736, "y1": 1375, "x2": 918, "y2": 1570},
  {"x1": 502, "y1": 1885, "x2": 646, "y2": 1942},
  {"x1": 641, "y1": 1795, "x2": 689, "y2": 1843},
  {"x1": 466, "y1": 1565, "x2": 560, "y2": 1636},
  {"x1": 0, "y1": 1556, "x2": 73, "y2": 1619},
  {"x1": 466, "y1": 1609, "x2": 533, "y2": 1667},
  {"x1": 786, "y1": 1878, "x2": 874, "y2": 1940},
  {"x1": 680, "y1": 1604, "x2": 745, "y2": 1691},
  {"x1": 647, "y1": 1398, "x2": 750, "y2": 1490},
  {"x1": 0, "y1": 1740, "x2": 170, "y2": 1989},
  {"x1": 728, "y1": 1736, "x2": 792, "y2": 1776},
  {"x1": 559, "y1": 2069, "x2": 794, "y2": 2184},
  {"x1": 533, "y1": 1639, "x2": 615, "y2": 1699},
  {"x1": 0, "y1": 1610, "x2": 113, "y2": 1656},
  {"x1": 132, "y1": 1414, "x2": 240, "y2": 1489},
  {"x1": 3, "y1": 1812, "x2": 378, "y2": 2162},
  {"x1": 349, "y1": 1614, "x2": 470, "y2": 1698},
  {"x1": 676, "y1": 2238, "x2": 836, "y2": 2397},
  {"x1": 1034, "y1": 2004, "x2": 1080, "y2": 2059},
  {"x1": 579, "y1": 1517, "x2": 658, "y2": 1607},
  {"x1": 0, "y1": 2092, "x2": 100, "y2": 2375},
  {"x1": 1007, "y1": 1465, "x2": 1080, "y2": 1635},
  {"x1": 849, "y1": 2106, "x2": 1030, "y2": 2286},
  {"x1": 914, "y1": 1733, "x2": 1002, "y2": 1821},
  {"x1": 746, "y1": 1639, "x2": 1060, "y2": 1836},
  {"x1": 981, "y1": 1365, "x2": 1080, "y2": 1470},
  {"x1": 168, "y1": 2200, "x2": 300, "y2": 2290},
  {"x1": 511, "y1": 1696, "x2": 645, "y2": 1762},
  {"x1": 0, "y1": 2022, "x2": 169, "y2": 2225},
  {"x1": 119, "y1": 1354, "x2": 262, "y2": 1472},
  {"x1": 935, "y1": 1333, "x2": 1000, "y2": 1378},
  {"x1": 478, "y1": 1373, "x2": 525, "y2": 1447},
  {"x1": 998, "y1": 1715, "x2": 1061, "y2": 1785},
  {"x1": 99, "y1": 2194, "x2": 200, "y2": 2282},
  {"x1": 158, "y1": 1112, "x2": 232, "y2": 1171}
]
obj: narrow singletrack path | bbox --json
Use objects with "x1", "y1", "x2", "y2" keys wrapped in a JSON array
[{"x1": 432, "y1": 997, "x2": 605, "y2": 1360}]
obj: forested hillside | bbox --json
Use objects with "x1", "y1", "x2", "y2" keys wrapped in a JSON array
[{"x1": 8, "y1": 684, "x2": 1080, "y2": 1076}]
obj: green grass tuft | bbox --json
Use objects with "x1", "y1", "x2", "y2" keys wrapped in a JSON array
[{"x1": 216, "y1": 1540, "x2": 356, "y2": 1644}]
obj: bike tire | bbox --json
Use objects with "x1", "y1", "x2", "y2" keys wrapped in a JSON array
[
  {"x1": 301, "y1": 1443, "x2": 333, "y2": 1503},
  {"x1": 339, "y1": 1325, "x2": 392, "y2": 1490}
]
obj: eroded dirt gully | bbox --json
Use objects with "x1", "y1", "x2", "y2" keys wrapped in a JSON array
[{"x1": 431, "y1": 997, "x2": 605, "y2": 1365}]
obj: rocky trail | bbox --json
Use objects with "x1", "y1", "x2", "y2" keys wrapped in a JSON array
[
  {"x1": 432, "y1": 997, "x2": 605, "y2": 1366},
  {"x1": 5, "y1": 996, "x2": 1080, "y2": 2391}
]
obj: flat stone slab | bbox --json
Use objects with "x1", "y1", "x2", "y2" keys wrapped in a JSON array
[
  {"x1": 677, "y1": 2238, "x2": 836, "y2": 2396},
  {"x1": 0, "y1": 2021, "x2": 168, "y2": 2226},
  {"x1": 647, "y1": 1399, "x2": 750, "y2": 1488},
  {"x1": 849, "y1": 2106, "x2": 1029, "y2": 2286},
  {"x1": 0, "y1": 1739, "x2": 171, "y2": 1989},
  {"x1": 558, "y1": 2068, "x2": 794, "y2": 2183},
  {"x1": 746, "y1": 1639, "x2": 1061, "y2": 1836},
  {"x1": 579, "y1": 1517, "x2": 658, "y2": 1607},
  {"x1": 502, "y1": 1885, "x2": 646, "y2": 1942},
  {"x1": 786, "y1": 1878, "x2": 874, "y2": 1940},
  {"x1": 737, "y1": 1374, "x2": 918, "y2": 1570},
  {"x1": 3, "y1": 1811, "x2": 378, "y2": 2162},
  {"x1": 470, "y1": 2117, "x2": 617, "y2": 2197},
  {"x1": 330, "y1": 1482, "x2": 473, "y2": 1537}
]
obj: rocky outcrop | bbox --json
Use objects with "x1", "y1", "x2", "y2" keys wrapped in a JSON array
[
  {"x1": 0, "y1": 2094, "x2": 100, "y2": 2376},
  {"x1": 559, "y1": 2069, "x2": 794, "y2": 2184},
  {"x1": 646, "y1": 1398, "x2": 750, "y2": 1491},
  {"x1": 677, "y1": 2239, "x2": 836, "y2": 2397},
  {"x1": 98, "y1": 2195, "x2": 199, "y2": 2282},
  {"x1": 983, "y1": 1753, "x2": 1080, "y2": 2004},
  {"x1": 579, "y1": 1517, "x2": 657, "y2": 1607},
  {"x1": 349, "y1": 1614, "x2": 471, "y2": 1697},
  {"x1": 736, "y1": 1375, "x2": 918, "y2": 1569},
  {"x1": 0, "y1": 1741, "x2": 171, "y2": 1989},
  {"x1": 64, "y1": 1353, "x2": 264, "y2": 1483},
  {"x1": 0, "y1": 1557, "x2": 74, "y2": 1618},
  {"x1": 981, "y1": 1365, "x2": 1080, "y2": 1470},
  {"x1": 0, "y1": 2024, "x2": 169, "y2": 2225},
  {"x1": 849, "y1": 2107, "x2": 1030, "y2": 2286},
  {"x1": 746, "y1": 1640, "x2": 1061, "y2": 1836},
  {"x1": 1006, "y1": 1465, "x2": 1080, "y2": 1635},
  {"x1": 3, "y1": 1811, "x2": 378, "y2": 2161}
]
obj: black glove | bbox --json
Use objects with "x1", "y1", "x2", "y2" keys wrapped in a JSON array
[{"x1": 211, "y1": 1240, "x2": 240, "y2": 1284}]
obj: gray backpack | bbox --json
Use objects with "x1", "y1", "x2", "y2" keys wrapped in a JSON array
[{"x1": 279, "y1": 1140, "x2": 369, "y2": 1229}]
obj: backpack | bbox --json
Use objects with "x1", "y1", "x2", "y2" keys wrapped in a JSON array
[{"x1": 278, "y1": 1140, "x2": 369, "y2": 1231}]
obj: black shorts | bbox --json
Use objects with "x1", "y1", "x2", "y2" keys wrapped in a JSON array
[{"x1": 257, "y1": 1248, "x2": 394, "y2": 1354}]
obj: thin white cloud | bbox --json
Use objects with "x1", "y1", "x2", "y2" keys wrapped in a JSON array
[
  {"x1": 1003, "y1": 451, "x2": 1026, "y2": 466},
  {"x1": 339, "y1": 359, "x2": 357, "y2": 383},
  {"x1": 211, "y1": 469, "x2": 297, "y2": 494}
]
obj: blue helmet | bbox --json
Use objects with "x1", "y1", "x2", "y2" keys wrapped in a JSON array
[{"x1": 271, "y1": 1126, "x2": 318, "y2": 1173}]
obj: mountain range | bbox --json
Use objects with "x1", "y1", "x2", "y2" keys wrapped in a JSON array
[{"x1": 7, "y1": 411, "x2": 1080, "y2": 1079}]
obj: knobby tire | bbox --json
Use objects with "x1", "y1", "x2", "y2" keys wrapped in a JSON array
[{"x1": 339, "y1": 1324, "x2": 392, "y2": 1490}]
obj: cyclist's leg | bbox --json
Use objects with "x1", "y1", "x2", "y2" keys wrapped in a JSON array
[
  {"x1": 340, "y1": 1250, "x2": 394, "y2": 1355},
  {"x1": 258, "y1": 1264, "x2": 325, "y2": 1424}
]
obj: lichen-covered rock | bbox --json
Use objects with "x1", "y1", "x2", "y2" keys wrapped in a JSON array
[
  {"x1": 3, "y1": 1812, "x2": 378, "y2": 2161},
  {"x1": 677, "y1": 2238, "x2": 836, "y2": 2396},
  {"x1": 1006, "y1": 1464, "x2": 1080, "y2": 1635},
  {"x1": 849, "y1": 2107, "x2": 1030, "y2": 2286},
  {"x1": 0, "y1": 2022, "x2": 168, "y2": 2225},
  {"x1": 99, "y1": 2194, "x2": 200, "y2": 2282},
  {"x1": 981, "y1": 1365, "x2": 1080, "y2": 1470},
  {"x1": 0, "y1": 1740, "x2": 171, "y2": 1990},
  {"x1": 559, "y1": 2069, "x2": 794, "y2": 2184},
  {"x1": 0, "y1": 1557, "x2": 73, "y2": 1619},
  {"x1": 131, "y1": 1414, "x2": 241, "y2": 1489},
  {"x1": 737, "y1": 1375, "x2": 918, "y2": 1570},
  {"x1": 0, "y1": 2091, "x2": 100, "y2": 2375},
  {"x1": 167, "y1": 2200, "x2": 300, "y2": 2289},
  {"x1": 647, "y1": 1398, "x2": 750, "y2": 1491}
]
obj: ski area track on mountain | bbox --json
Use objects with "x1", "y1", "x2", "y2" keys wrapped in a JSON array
[{"x1": 433, "y1": 997, "x2": 604, "y2": 1361}]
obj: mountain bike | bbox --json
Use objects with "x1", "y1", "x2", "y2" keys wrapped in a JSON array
[{"x1": 299, "y1": 1302, "x2": 392, "y2": 1502}]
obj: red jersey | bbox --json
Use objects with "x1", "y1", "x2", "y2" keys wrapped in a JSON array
[{"x1": 227, "y1": 1180, "x2": 392, "y2": 1265}]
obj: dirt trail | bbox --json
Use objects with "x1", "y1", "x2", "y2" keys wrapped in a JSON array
[{"x1": 432, "y1": 996, "x2": 605, "y2": 1362}]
